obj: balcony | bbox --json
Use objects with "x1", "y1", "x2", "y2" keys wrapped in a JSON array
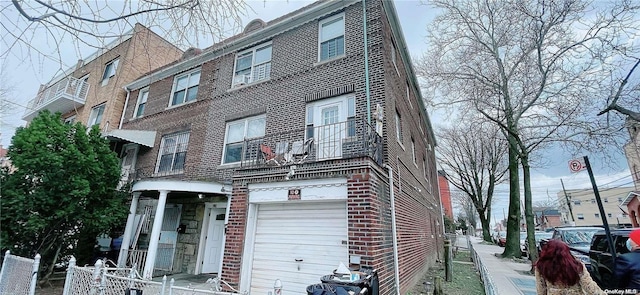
[
  {"x1": 22, "y1": 76, "x2": 89, "y2": 121},
  {"x1": 124, "y1": 119, "x2": 383, "y2": 183},
  {"x1": 238, "y1": 118, "x2": 383, "y2": 169}
]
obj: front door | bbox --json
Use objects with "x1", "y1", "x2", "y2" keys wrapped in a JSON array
[
  {"x1": 118, "y1": 144, "x2": 138, "y2": 189},
  {"x1": 155, "y1": 204, "x2": 181, "y2": 271},
  {"x1": 201, "y1": 208, "x2": 225, "y2": 273},
  {"x1": 315, "y1": 101, "x2": 345, "y2": 160}
]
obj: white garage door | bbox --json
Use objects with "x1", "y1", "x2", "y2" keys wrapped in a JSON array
[{"x1": 250, "y1": 201, "x2": 349, "y2": 295}]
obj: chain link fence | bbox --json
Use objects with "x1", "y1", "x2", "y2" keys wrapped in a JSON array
[
  {"x1": 63, "y1": 258, "x2": 247, "y2": 295},
  {"x1": 0, "y1": 250, "x2": 40, "y2": 295}
]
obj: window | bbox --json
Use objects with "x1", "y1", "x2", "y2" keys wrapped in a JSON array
[
  {"x1": 233, "y1": 43, "x2": 272, "y2": 86},
  {"x1": 319, "y1": 13, "x2": 345, "y2": 61},
  {"x1": 134, "y1": 88, "x2": 149, "y2": 118},
  {"x1": 395, "y1": 110, "x2": 403, "y2": 143},
  {"x1": 155, "y1": 132, "x2": 190, "y2": 174},
  {"x1": 223, "y1": 115, "x2": 266, "y2": 164},
  {"x1": 411, "y1": 137, "x2": 416, "y2": 164},
  {"x1": 608, "y1": 213, "x2": 612, "y2": 218},
  {"x1": 595, "y1": 213, "x2": 600, "y2": 218},
  {"x1": 171, "y1": 69, "x2": 201, "y2": 106},
  {"x1": 102, "y1": 58, "x2": 119, "y2": 85},
  {"x1": 618, "y1": 197, "x2": 624, "y2": 202},
  {"x1": 591, "y1": 199, "x2": 596, "y2": 204},
  {"x1": 406, "y1": 83, "x2": 413, "y2": 109},
  {"x1": 577, "y1": 214, "x2": 584, "y2": 220},
  {"x1": 604, "y1": 198, "x2": 609, "y2": 203},
  {"x1": 574, "y1": 200, "x2": 581, "y2": 205},
  {"x1": 88, "y1": 104, "x2": 105, "y2": 127},
  {"x1": 391, "y1": 42, "x2": 398, "y2": 74}
]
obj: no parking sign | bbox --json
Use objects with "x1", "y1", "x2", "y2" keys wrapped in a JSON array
[{"x1": 568, "y1": 158, "x2": 586, "y2": 173}]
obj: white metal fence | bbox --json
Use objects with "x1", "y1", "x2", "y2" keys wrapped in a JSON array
[
  {"x1": 63, "y1": 258, "x2": 247, "y2": 295},
  {"x1": 0, "y1": 250, "x2": 40, "y2": 295}
]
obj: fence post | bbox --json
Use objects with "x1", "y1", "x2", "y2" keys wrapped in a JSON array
[
  {"x1": 99, "y1": 259, "x2": 107, "y2": 295},
  {"x1": 62, "y1": 257, "x2": 76, "y2": 295},
  {"x1": 160, "y1": 275, "x2": 167, "y2": 295},
  {"x1": 91, "y1": 259, "x2": 103, "y2": 295},
  {"x1": 444, "y1": 238, "x2": 452, "y2": 282},
  {"x1": 0, "y1": 250, "x2": 9, "y2": 288},
  {"x1": 29, "y1": 254, "x2": 41, "y2": 295},
  {"x1": 169, "y1": 278, "x2": 175, "y2": 295}
]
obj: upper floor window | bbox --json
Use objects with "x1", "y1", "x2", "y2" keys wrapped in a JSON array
[
  {"x1": 102, "y1": 58, "x2": 119, "y2": 86},
  {"x1": 223, "y1": 115, "x2": 266, "y2": 164},
  {"x1": 156, "y1": 132, "x2": 190, "y2": 174},
  {"x1": 574, "y1": 200, "x2": 581, "y2": 205},
  {"x1": 171, "y1": 69, "x2": 201, "y2": 106},
  {"x1": 319, "y1": 13, "x2": 345, "y2": 61},
  {"x1": 411, "y1": 137, "x2": 417, "y2": 164},
  {"x1": 134, "y1": 88, "x2": 149, "y2": 118},
  {"x1": 88, "y1": 103, "x2": 105, "y2": 127},
  {"x1": 233, "y1": 43, "x2": 272, "y2": 87},
  {"x1": 395, "y1": 110, "x2": 403, "y2": 143},
  {"x1": 577, "y1": 213, "x2": 584, "y2": 220}
]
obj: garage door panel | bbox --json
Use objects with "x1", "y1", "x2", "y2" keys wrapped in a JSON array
[{"x1": 250, "y1": 202, "x2": 348, "y2": 295}]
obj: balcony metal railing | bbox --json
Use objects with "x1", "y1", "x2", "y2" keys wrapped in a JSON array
[{"x1": 23, "y1": 76, "x2": 89, "y2": 119}]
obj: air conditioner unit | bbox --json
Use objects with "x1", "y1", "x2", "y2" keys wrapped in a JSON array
[{"x1": 234, "y1": 74, "x2": 252, "y2": 86}]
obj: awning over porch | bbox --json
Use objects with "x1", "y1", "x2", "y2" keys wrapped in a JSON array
[{"x1": 105, "y1": 129, "x2": 157, "y2": 148}]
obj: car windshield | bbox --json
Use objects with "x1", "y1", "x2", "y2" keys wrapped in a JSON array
[
  {"x1": 563, "y1": 229, "x2": 599, "y2": 245},
  {"x1": 520, "y1": 232, "x2": 527, "y2": 240},
  {"x1": 535, "y1": 232, "x2": 553, "y2": 242}
]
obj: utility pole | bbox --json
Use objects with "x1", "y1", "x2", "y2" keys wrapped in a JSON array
[{"x1": 560, "y1": 179, "x2": 575, "y2": 224}]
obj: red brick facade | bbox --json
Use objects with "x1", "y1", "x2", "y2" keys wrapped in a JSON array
[{"x1": 117, "y1": 1, "x2": 441, "y2": 293}]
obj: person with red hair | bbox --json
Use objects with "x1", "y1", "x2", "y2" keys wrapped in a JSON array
[
  {"x1": 535, "y1": 239, "x2": 605, "y2": 294},
  {"x1": 615, "y1": 228, "x2": 640, "y2": 290}
]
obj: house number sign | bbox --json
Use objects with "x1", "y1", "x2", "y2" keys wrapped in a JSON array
[{"x1": 288, "y1": 189, "x2": 301, "y2": 200}]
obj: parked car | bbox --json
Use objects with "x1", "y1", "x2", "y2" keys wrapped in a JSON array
[
  {"x1": 519, "y1": 232, "x2": 528, "y2": 255},
  {"x1": 540, "y1": 226, "x2": 602, "y2": 271},
  {"x1": 589, "y1": 228, "x2": 638, "y2": 289},
  {"x1": 524, "y1": 231, "x2": 553, "y2": 257},
  {"x1": 493, "y1": 231, "x2": 507, "y2": 247}
]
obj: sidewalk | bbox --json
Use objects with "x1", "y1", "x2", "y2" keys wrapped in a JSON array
[{"x1": 466, "y1": 236, "x2": 537, "y2": 295}]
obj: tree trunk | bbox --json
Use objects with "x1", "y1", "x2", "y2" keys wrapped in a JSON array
[
  {"x1": 477, "y1": 209, "x2": 492, "y2": 242},
  {"x1": 522, "y1": 155, "x2": 538, "y2": 263},
  {"x1": 503, "y1": 132, "x2": 522, "y2": 258}
]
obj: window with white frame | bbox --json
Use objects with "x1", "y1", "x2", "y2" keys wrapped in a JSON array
[
  {"x1": 395, "y1": 110, "x2": 403, "y2": 143},
  {"x1": 411, "y1": 137, "x2": 416, "y2": 164},
  {"x1": 318, "y1": 13, "x2": 345, "y2": 61},
  {"x1": 88, "y1": 103, "x2": 105, "y2": 127},
  {"x1": 223, "y1": 115, "x2": 266, "y2": 164},
  {"x1": 171, "y1": 69, "x2": 201, "y2": 106},
  {"x1": 156, "y1": 132, "x2": 190, "y2": 174},
  {"x1": 574, "y1": 200, "x2": 581, "y2": 205},
  {"x1": 134, "y1": 88, "x2": 149, "y2": 118},
  {"x1": 391, "y1": 42, "x2": 398, "y2": 74},
  {"x1": 577, "y1": 213, "x2": 584, "y2": 220},
  {"x1": 101, "y1": 58, "x2": 119, "y2": 85},
  {"x1": 233, "y1": 43, "x2": 272, "y2": 87},
  {"x1": 406, "y1": 83, "x2": 413, "y2": 109}
]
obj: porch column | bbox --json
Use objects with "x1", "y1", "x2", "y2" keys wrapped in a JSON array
[
  {"x1": 118, "y1": 192, "x2": 141, "y2": 267},
  {"x1": 143, "y1": 190, "x2": 169, "y2": 279}
]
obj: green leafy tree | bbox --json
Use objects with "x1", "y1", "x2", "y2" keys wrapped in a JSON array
[{"x1": 0, "y1": 110, "x2": 128, "y2": 281}]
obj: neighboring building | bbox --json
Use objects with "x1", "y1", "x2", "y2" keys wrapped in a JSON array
[
  {"x1": 534, "y1": 208, "x2": 561, "y2": 231},
  {"x1": 0, "y1": 144, "x2": 10, "y2": 172},
  {"x1": 557, "y1": 187, "x2": 633, "y2": 227},
  {"x1": 111, "y1": 1, "x2": 441, "y2": 294},
  {"x1": 621, "y1": 118, "x2": 640, "y2": 225},
  {"x1": 438, "y1": 170, "x2": 454, "y2": 220},
  {"x1": 22, "y1": 23, "x2": 183, "y2": 134}
]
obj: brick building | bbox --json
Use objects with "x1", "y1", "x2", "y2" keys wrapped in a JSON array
[
  {"x1": 112, "y1": 1, "x2": 441, "y2": 294},
  {"x1": 22, "y1": 23, "x2": 183, "y2": 134},
  {"x1": 438, "y1": 170, "x2": 454, "y2": 220}
]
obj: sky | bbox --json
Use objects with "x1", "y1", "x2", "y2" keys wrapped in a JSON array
[{"x1": 0, "y1": 0, "x2": 634, "y2": 227}]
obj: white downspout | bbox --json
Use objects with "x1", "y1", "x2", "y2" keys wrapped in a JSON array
[
  {"x1": 118, "y1": 86, "x2": 131, "y2": 129},
  {"x1": 384, "y1": 164, "x2": 401, "y2": 295}
]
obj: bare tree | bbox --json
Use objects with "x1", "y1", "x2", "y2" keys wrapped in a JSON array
[
  {"x1": 2, "y1": 1, "x2": 251, "y2": 69},
  {"x1": 418, "y1": 0, "x2": 639, "y2": 259},
  {"x1": 437, "y1": 120, "x2": 508, "y2": 242},
  {"x1": 452, "y1": 190, "x2": 478, "y2": 235}
]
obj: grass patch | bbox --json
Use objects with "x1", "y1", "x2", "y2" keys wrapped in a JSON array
[{"x1": 407, "y1": 250, "x2": 485, "y2": 295}]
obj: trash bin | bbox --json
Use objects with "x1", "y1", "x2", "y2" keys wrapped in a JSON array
[{"x1": 306, "y1": 267, "x2": 378, "y2": 295}]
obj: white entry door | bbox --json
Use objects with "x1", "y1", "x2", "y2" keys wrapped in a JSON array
[
  {"x1": 118, "y1": 144, "x2": 138, "y2": 189},
  {"x1": 315, "y1": 101, "x2": 346, "y2": 160},
  {"x1": 250, "y1": 202, "x2": 349, "y2": 295},
  {"x1": 201, "y1": 208, "x2": 226, "y2": 273},
  {"x1": 155, "y1": 204, "x2": 181, "y2": 271}
]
